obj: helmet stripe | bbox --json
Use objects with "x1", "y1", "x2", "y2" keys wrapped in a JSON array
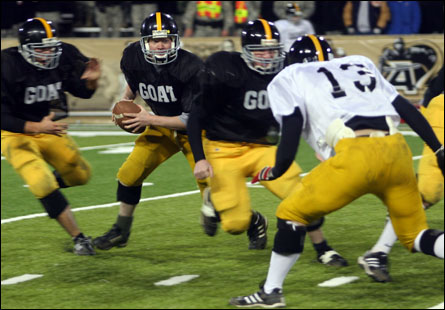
[
  {"x1": 34, "y1": 17, "x2": 53, "y2": 38},
  {"x1": 258, "y1": 19, "x2": 272, "y2": 40},
  {"x1": 156, "y1": 12, "x2": 162, "y2": 31},
  {"x1": 308, "y1": 35, "x2": 324, "y2": 61}
]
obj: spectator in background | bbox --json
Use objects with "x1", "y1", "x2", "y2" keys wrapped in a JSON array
[
  {"x1": 232, "y1": 1, "x2": 261, "y2": 36},
  {"x1": 95, "y1": 1, "x2": 124, "y2": 37},
  {"x1": 310, "y1": 1, "x2": 347, "y2": 35},
  {"x1": 273, "y1": 1, "x2": 315, "y2": 20},
  {"x1": 219, "y1": 38, "x2": 236, "y2": 52},
  {"x1": 131, "y1": 1, "x2": 158, "y2": 36},
  {"x1": 74, "y1": 1, "x2": 95, "y2": 27},
  {"x1": 275, "y1": 3, "x2": 315, "y2": 52},
  {"x1": 386, "y1": 1, "x2": 421, "y2": 34},
  {"x1": 182, "y1": 1, "x2": 233, "y2": 37},
  {"x1": 419, "y1": 1, "x2": 444, "y2": 34},
  {"x1": 343, "y1": 1, "x2": 390, "y2": 35},
  {"x1": 33, "y1": 1, "x2": 66, "y2": 28}
]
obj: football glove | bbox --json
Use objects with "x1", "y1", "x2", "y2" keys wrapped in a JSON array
[
  {"x1": 252, "y1": 166, "x2": 276, "y2": 184},
  {"x1": 436, "y1": 145, "x2": 444, "y2": 177}
]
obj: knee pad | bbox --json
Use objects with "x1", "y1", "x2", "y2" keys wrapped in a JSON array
[
  {"x1": 272, "y1": 218, "x2": 307, "y2": 254},
  {"x1": 117, "y1": 181, "x2": 142, "y2": 205},
  {"x1": 417, "y1": 229, "x2": 444, "y2": 257},
  {"x1": 39, "y1": 189, "x2": 69, "y2": 218},
  {"x1": 306, "y1": 217, "x2": 325, "y2": 232}
]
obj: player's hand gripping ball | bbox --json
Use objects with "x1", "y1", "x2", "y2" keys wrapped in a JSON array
[{"x1": 112, "y1": 100, "x2": 145, "y2": 134}]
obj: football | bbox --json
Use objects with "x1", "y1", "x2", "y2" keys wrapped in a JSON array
[{"x1": 112, "y1": 100, "x2": 145, "y2": 134}]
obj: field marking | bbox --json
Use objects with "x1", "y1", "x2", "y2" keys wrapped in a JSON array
[
  {"x1": 98, "y1": 146, "x2": 134, "y2": 154},
  {"x1": 154, "y1": 275, "x2": 199, "y2": 286},
  {"x1": 428, "y1": 302, "x2": 444, "y2": 309},
  {"x1": 317, "y1": 276, "x2": 359, "y2": 287},
  {"x1": 68, "y1": 131, "x2": 134, "y2": 137},
  {"x1": 1, "y1": 274, "x2": 43, "y2": 285},
  {"x1": 1, "y1": 190, "x2": 200, "y2": 225},
  {"x1": 79, "y1": 142, "x2": 134, "y2": 151}
]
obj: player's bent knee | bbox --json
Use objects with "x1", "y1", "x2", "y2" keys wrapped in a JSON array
[
  {"x1": 421, "y1": 191, "x2": 443, "y2": 208},
  {"x1": 69, "y1": 159, "x2": 91, "y2": 186},
  {"x1": 306, "y1": 217, "x2": 325, "y2": 232},
  {"x1": 39, "y1": 189, "x2": 69, "y2": 219},
  {"x1": 117, "y1": 181, "x2": 142, "y2": 205},
  {"x1": 273, "y1": 218, "x2": 307, "y2": 254}
]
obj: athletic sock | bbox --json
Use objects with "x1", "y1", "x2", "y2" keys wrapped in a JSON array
[
  {"x1": 263, "y1": 251, "x2": 300, "y2": 294},
  {"x1": 371, "y1": 216, "x2": 398, "y2": 254},
  {"x1": 313, "y1": 240, "x2": 332, "y2": 256}
]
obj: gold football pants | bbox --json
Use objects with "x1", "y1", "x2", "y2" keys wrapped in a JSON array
[
  {"x1": 117, "y1": 126, "x2": 208, "y2": 194},
  {"x1": 276, "y1": 133, "x2": 428, "y2": 251},
  {"x1": 418, "y1": 94, "x2": 444, "y2": 205},
  {"x1": 203, "y1": 139, "x2": 302, "y2": 234},
  {"x1": 1, "y1": 130, "x2": 91, "y2": 199}
]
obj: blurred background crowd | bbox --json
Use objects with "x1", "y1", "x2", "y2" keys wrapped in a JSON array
[{"x1": 1, "y1": 1, "x2": 444, "y2": 39}]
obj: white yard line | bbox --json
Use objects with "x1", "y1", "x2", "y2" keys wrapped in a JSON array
[
  {"x1": 1, "y1": 274, "x2": 43, "y2": 285},
  {"x1": 79, "y1": 142, "x2": 134, "y2": 151},
  {"x1": 318, "y1": 276, "x2": 359, "y2": 287},
  {"x1": 428, "y1": 302, "x2": 444, "y2": 309},
  {"x1": 1, "y1": 190, "x2": 200, "y2": 225},
  {"x1": 154, "y1": 275, "x2": 200, "y2": 286}
]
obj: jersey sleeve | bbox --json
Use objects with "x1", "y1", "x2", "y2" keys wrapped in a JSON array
[
  {"x1": 267, "y1": 67, "x2": 305, "y2": 128},
  {"x1": 59, "y1": 43, "x2": 95, "y2": 98},
  {"x1": 120, "y1": 44, "x2": 139, "y2": 95}
]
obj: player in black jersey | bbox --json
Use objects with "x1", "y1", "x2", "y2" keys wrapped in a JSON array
[
  {"x1": 1, "y1": 18, "x2": 101, "y2": 255},
  {"x1": 93, "y1": 12, "x2": 209, "y2": 250},
  {"x1": 187, "y1": 19, "x2": 347, "y2": 263}
]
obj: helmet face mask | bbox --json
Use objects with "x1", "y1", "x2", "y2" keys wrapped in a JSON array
[
  {"x1": 287, "y1": 35, "x2": 334, "y2": 65},
  {"x1": 241, "y1": 19, "x2": 285, "y2": 75},
  {"x1": 139, "y1": 12, "x2": 180, "y2": 65},
  {"x1": 18, "y1": 18, "x2": 62, "y2": 70}
]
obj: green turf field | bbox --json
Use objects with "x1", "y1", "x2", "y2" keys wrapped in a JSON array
[{"x1": 1, "y1": 125, "x2": 443, "y2": 309}]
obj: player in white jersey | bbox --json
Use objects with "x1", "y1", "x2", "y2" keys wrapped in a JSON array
[
  {"x1": 275, "y1": 3, "x2": 315, "y2": 52},
  {"x1": 229, "y1": 35, "x2": 444, "y2": 308}
]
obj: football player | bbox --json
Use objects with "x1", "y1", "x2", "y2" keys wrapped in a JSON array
[
  {"x1": 93, "y1": 12, "x2": 209, "y2": 250},
  {"x1": 1, "y1": 18, "x2": 101, "y2": 255},
  {"x1": 358, "y1": 93, "x2": 444, "y2": 283},
  {"x1": 229, "y1": 35, "x2": 444, "y2": 308},
  {"x1": 187, "y1": 19, "x2": 348, "y2": 265}
]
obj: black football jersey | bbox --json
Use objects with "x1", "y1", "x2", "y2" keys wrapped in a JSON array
[
  {"x1": 200, "y1": 51, "x2": 280, "y2": 145},
  {"x1": 1, "y1": 43, "x2": 95, "y2": 133},
  {"x1": 120, "y1": 42, "x2": 204, "y2": 118}
]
